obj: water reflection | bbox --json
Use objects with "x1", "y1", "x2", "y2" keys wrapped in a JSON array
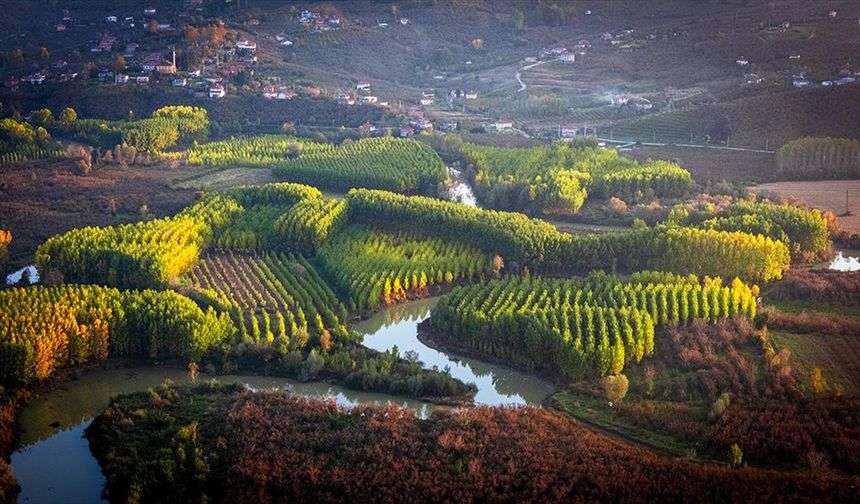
[
  {"x1": 355, "y1": 297, "x2": 553, "y2": 407},
  {"x1": 12, "y1": 367, "x2": 436, "y2": 503},
  {"x1": 830, "y1": 251, "x2": 860, "y2": 271},
  {"x1": 447, "y1": 167, "x2": 478, "y2": 207}
]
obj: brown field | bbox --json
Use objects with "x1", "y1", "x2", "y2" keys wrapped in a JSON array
[
  {"x1": 750, "y1": 180, "x2": 860, "y2": 234},
  {"x1": 629, "y1": 146, "x2": 777, "y2": 184},
  {"x1": 770, "y1": 330, "x2": 860, "y2": 396},
  {"x1": 0, "y1": 160, "x2": 196, "y2": 266}
]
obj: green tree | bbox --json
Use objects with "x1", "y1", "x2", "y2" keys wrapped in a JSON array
[
  {"x1": 729, "y1": 443, "x2": 744, "y2": 468},
  {"x1": 58, "y1": 107, "x2": 77, "y2": 125},
  {"x1": 602, "y1": 373, "x2": 629, "y2": 405}
]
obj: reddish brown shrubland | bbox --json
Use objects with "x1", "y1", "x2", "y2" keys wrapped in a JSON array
[
  {"x1": 211, "y1": 391, "x2": 859, "y2": 503},
  {"x1": 767, "y1": 269, "x2": 860, "y2": 306},
  {"x1": 707, "y1": 397, "x2": 860, "y2": 474}
]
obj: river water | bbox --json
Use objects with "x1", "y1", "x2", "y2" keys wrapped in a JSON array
[{"x1": 11, "y1": 298, "x2": 550, "y2": 503}]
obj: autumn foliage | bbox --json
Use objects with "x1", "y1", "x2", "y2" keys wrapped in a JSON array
[{"x1": 87, "y1": 385, "x2": 860, "y2": 503}]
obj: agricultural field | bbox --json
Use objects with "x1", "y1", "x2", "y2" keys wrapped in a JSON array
[
  {"x1": 184, "y1": 253, "x2": 350, "y2": 347},
  {"x1": 769, "y1": 331, "x2": 860, "y2": 397},
  {"x1": 751, "y1": 180, "x2": 860, "y2": 234},
  {"x1": 318, "y1": 225, "x2": 495, "y2": 312},
  {"x1": 189, "y1": 136, "x2": 448, "y2": 194},
  {"x1": 2, "y1": 0, "x2": 860, "y2": 502}
]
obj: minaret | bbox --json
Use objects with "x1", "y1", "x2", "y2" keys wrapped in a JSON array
[{"x1": 172, "y1": 46, "x2": 176, "y2": 72}]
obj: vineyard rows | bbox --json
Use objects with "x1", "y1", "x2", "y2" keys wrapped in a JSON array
[{"x1": 185, "y1": 253, "x2": 349, "y2": 350}]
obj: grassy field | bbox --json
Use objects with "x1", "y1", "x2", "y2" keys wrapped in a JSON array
[
  {"x1": 770, "y1": 330, "x2": 860, "y2": 397},
  {"x1": 552, "y1": 392, "x2": 707, "y2": 459},
  {"x1": 170, "y1": 167, "x2": 278, "y2": 191}
]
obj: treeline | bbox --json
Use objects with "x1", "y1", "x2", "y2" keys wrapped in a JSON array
[
  {"x1": 776, "y1": 137, "x2": 860, "y2": 180},
  {"x1": 0, "y1": 230, "x2": 9, "y2": 272},
  {"x1": 318, "y1": 225, "x2": 493, "y2": 312},
  {"x1": 35, "y1": 183, "x2": 323, "y2": 288},
  {"x1": 86, "y1": 386, "x2": 860, "y2": 504},
  {"x1": 36, "y1": 194, "x2": 243, "y2": 289},
  {"x1": 1, "y1": 83, "x2": 384, "y2": 128},
  {"x1": 213, "y1": 183, "x2": 327, "y2": 252},
  {"x1": 274, "y1": 199, "x2": 347, "y2": 253},
  {"x1": 431, "y1": 272, "x2": 758, "y2": 378},
  {"x1": 273, "y1": 137, "x2": 448, "y2": 194},
  {"x1": 345, "y1": 189, "x2": 790, "y2": 281},
  {"x1": 0, "y1": 116, "x2": 63, "y2": 164},
  {"x1": 460, "y1": 138, "x2": 694, "y2": 214},
  {"x1": 190, "y1": 136, "x2": 449, "y2": 194},
  {"x1": 676, "y1": 197, "x2": 831, "y2": 263},
  {"x1": 345, "y1": 188, "x2": 564, "y2": 270},
  {"x1": 0, "y1": 285, "x2": 233, "y2": 385},
  {"x1": 54, "y1": 106, "x2": 209, "y2": 152}
]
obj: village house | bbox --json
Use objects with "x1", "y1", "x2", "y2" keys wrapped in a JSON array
[
  {"x1": 172, "y1": 77, "x2": 187, "y2": 87},
  {"x1": 413, "y1": 119, "x2": 433, "y2": 131},
  {"x1": 422, "y1": 90, "x2": 435, "y2": 99},
  {"x1": 633, "y1": 98, "x2": 653, "y2": 111},
  {"x1": 494, "y1": 119, "x2": 513, "y2": 130},
  {"x1": 23, "y1": 73, "x2": 46, "y2": 85},
  {"x1": 141, "y1": 52, "x2": 164, "y2": 72},
  {"x1": 400, "y1": 126, "x2": 415, "y2": 137},
  {"x1": 420, "y1": 97, "x2": 434, "y2": 106},
  {"x1": 236, "y1": 40, "x2": 257, "y2": 51},
  {"x1": 156, "y1": 52, "x2": 177, "y2": 74},
  {"x1": 355, "y1": 81, "x2": 372, "y2": 91},
  {"x1": 358, "y1": 122, "x2": 377, "y2": 135},
  {"x1": 736, "y1": 57, "x2": 749, "y2": 66},
  {"x1": 136, "y1": 76, "x2": 150, "y2": 84},
  {"x1": 611, "y1": 95, "x2": 629, "y2": 107},
  {"x1": 559, "y1": 52, "x2": 576, "y2": 63},
  {"x1": 114, "y1": 74, "x2": 129, "y2": 83},
  {"x1": 209, "y1": 83, "x2": 226, "y2": 98},
  {"x1": 465, "y1": 91, "x2": 478, "y2": 99},
  {"x1": 144, "y1": 7, "x2": 157, "y2": 16},
  {"x1": 793, "y1": 79, "x2": 812, "y2": 88},
  {"x1": 106, "y1": 15, "x2": 117, "y2": 23},
  {"x1": 404, "y1": 104, "x2": 423, "y2": 119},
  {"x1": 360, "y1": 95, "x2": 378, "y2": 104}
]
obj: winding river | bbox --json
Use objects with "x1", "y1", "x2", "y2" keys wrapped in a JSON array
[{"x1": 10, "y1": 298, "x2": 551, "y2": 503}]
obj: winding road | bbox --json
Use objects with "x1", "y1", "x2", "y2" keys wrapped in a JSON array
[{"x1": 515, "y1": 60, "x2": 546, "y2": 92}]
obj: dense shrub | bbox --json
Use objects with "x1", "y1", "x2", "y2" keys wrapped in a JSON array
[{"x1": 87, "y1": 386, "x2": 860, "y2": 503}]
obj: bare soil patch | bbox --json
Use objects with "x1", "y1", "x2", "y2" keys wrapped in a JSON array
[
  {"x1": 0, "y1": 159, "x2": 196, "y2": 267},
  {"x1": 750, "y1": 180, "x2": 860, "y2": 234}
]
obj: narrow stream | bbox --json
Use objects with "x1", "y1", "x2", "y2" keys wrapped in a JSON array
[
  {"x1": 446, "y1": 166, "x2": 478, "y2": 207},
  {"x1": 11, "y1": 297, "x2": 550, "y2": 503}
]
